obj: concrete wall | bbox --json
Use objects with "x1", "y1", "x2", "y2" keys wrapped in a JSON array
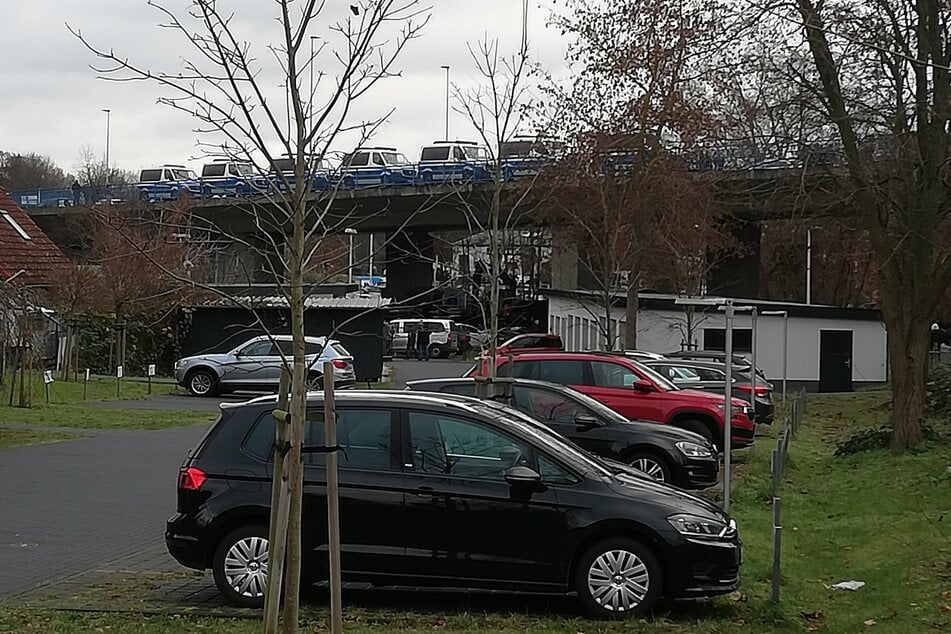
[{"x1": 546, "y1": 294, "x2": 888, "y2": 385}]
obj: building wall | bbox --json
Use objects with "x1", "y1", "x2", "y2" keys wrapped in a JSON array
[{"x1": 546, "y1": 294, "x2": 888, "y2": 385}]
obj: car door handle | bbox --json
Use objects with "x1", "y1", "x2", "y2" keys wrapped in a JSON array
[{"x1": 414, "y1": 486, "x2": 435, "y2": 497}]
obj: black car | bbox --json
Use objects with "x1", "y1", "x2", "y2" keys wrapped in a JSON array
[
  {"x1": 645, "y1": 359, "x2": 775, "y2": 425},
  {"x1": 166, "y1": 391, "x2": 741, "y2": 618},
  {"x1": 406, "y1": 377, "x2": 719, "y2": 489},
  {"x1": 665, "y1": 350, "x2": 769, "y2": 382}
]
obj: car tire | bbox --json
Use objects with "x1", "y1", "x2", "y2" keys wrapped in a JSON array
[
  {"x1": 305, "y1": 373, "x2": 323, "y2": 391},
  {"x1": 625, "y1": 451, "x2": 672, "y2": 483},
  {"x1": 187, "y1": 369, "x2": 218, "y2": 397},
  {"x1": 213, "y1": 525, "x2": 269, "y2": 608},
  {"x1": 429, "y1": 344, "x2": 443, "y2": 359},
  {"x1": 575, "y1": 537, "x2": 663, "y2": 618},
  {"x1": 678, "y1": 418, "x2": 716, "y2": 446}
]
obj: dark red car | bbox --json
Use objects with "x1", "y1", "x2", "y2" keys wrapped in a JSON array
[
  {"x1": 469, "y1": 352, "x2": 755, "y2": 449},
  {"x1": 496, "y1": 333, "x2": 564, "y2": 355}
]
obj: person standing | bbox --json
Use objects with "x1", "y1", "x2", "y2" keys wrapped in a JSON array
[
  {"x1": 71, "y1": 180, "x2": 82, "y2": 206},
  {"x1": 406, "y1": 323, "x2": 418, "y2": 359},
  {"x1": 416, "y1": 324, "x2": 431, "y2": 361}
]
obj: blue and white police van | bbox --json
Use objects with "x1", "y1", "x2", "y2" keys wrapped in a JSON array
[
  {"x1": 135, "y1": 165, "x2": 202, "y2": 202},
  {"x1": 338, "y1": 146, "x2": 416, "y2": 188},
  {"x1": 417, "y1": 140, "x2": 492, "y2": 184}
]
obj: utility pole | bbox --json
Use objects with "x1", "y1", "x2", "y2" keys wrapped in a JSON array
[
  {"x1": 440, "y1": 65, "x2": 450, "y2": 140},
  {"x1": 102, "y1": 108, "x2": 111, "y2": 185}
]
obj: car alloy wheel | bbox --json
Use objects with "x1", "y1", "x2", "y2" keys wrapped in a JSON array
[
  {"x1": 575, "y1": 537, "x2": 662, "y2": 618},
  {"x1": 587, "y1": 549, "x2": 650, "y2": 612},
  {"x1": 213, "y1": 526, "x2": 269, "y2": 607},
  {"x1": 629, "y1": 455, "x2": 668, "y2": 482},
  {"x1": 188, "y1": 370, "x2": 216, "y2": 397},
  {"x1": 305, "y1": 374, "x2": 323, "y2": 391}
]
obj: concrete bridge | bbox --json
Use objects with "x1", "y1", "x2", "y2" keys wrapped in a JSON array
[{"x1": 24, "y1": 166, "x2": 851, "y2": 300}]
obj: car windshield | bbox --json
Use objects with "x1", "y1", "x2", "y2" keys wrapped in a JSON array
[
  {"x1": 233, "y1": 163, "x2": 256, "y2": 175},
  {"x1": 463, "y1": 146, "x2": 489, "y2": 160},
  {"x1": 170, "y1": 169, "x2": 196, "y2": 180},
  {"x1": 555, "y1": 385, "x2": 629, "y2": 423},
  {"x1": 466, "y1": 400, "x2": 612, "y2": 477},
  {"x1": 380, "y1": 152, "x2": 407, "y2": 165},
  {"x1": 631, "y1": 360, "x2": 679, "y2": 391}
]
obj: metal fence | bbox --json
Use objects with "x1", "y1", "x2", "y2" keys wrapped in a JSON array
[{"x1": 770, "y1": 387, "x2": 808, "y2": 604}]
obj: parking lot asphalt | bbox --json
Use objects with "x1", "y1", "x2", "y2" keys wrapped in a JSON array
[
  {"x1": 0, "y1": 358, "x2": 471, "y2": 604},
  {"x1": 0, "y1": 423, "x2": 207, "y2": 598}
]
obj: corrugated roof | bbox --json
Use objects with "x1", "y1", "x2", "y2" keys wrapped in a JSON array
[
  {"x1": 195, "y1": 293, "x2": 391, "y2": 310},
  {"x1": 0, "y1": 187, "x2": 70, "y2": 286}
]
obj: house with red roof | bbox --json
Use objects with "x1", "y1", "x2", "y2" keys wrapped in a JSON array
[{"x1": 0, "y1": 186, "x2": 70, "y2": 287}]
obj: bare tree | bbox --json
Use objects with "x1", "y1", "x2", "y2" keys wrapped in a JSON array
[
  {"x1": 537, "y1": 0, "x2": 722, "y2": 350},
  {"x1": 69, "y1": 2, "x2": 429, "y2": 631},
  {"x1": 738, "y1": 0, "x2": 951, "y2": 449}
]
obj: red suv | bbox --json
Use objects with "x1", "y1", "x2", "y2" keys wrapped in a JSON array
[{"x1": 469, "y1": 352, "x2": 755, "y2": 449}]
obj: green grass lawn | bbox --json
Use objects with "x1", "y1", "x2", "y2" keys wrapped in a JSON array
[
  {"x1": 0, "y1": 388, "x2": 948, "y2": 632},
  {"x1": 0, "y1": 428, "x2": 80, "y2": 448},
  {"x1": 0, "y1": 376, "x2": 213, "y2": 430}
]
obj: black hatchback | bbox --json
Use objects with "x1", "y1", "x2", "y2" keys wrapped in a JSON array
[
  {"x1": 166, "y1": 391, "x2": 741, "y2": 618},
  {"x1": 406, "y1": 378, "x2": 719, "y2": 489}
]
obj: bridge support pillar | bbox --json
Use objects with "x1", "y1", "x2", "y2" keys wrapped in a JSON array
[
  {"x1": 383, "y1": 230, "x2": 434, "y2": 303},
  {"x1": 709, "y1": 219, "x2": 761, "y2": 299},
  {"x1": 550, "y1": 230, "x2": 579, "y2": 290}
]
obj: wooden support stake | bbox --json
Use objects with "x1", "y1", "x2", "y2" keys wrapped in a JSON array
[{"x1": 323, "y1": 361, "x2": 343, "y2": 634}]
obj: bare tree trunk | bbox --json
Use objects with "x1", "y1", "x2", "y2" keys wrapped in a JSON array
[
  {"x1": 886, "y1": 315, "x2": 929, "y2": 451},
  {"x1": 624, "y1": 285, "x2": 639, "y2": 349},
  {"x1": 603, "y1": 289, "x2": 614, "y2": 350}
]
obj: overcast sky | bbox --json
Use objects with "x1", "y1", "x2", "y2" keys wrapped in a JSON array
[{"x1": 0, "y1": 1, "x2": 570, "y2": 178}]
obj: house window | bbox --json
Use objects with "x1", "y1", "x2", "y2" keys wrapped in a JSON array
[
  {"x1": 2, "y1": 212, "x2": 31, "y2": 240},
  {"x1": 703, "y1": 328, "x2": 752, "y2": 353}
]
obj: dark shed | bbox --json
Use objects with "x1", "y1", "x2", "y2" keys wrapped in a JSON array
[{"x1": 182, "y1": 289, "x2": 387, "y2": 382}]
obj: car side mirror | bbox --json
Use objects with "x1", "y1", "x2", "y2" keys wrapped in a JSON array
[
  {"x1": 574, "y1": 414, "x2": 601, "y2": 428},
  {"x1": 632, "y1": 379, "x2": 655, "y2": 392},
  {"x1": 504, "y1": 465, "x2": 542, "y2": 487}
]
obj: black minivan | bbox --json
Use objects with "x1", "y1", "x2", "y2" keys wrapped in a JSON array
[{"x1": 166, "y1": 391, "x2": 741, "y2": 618}]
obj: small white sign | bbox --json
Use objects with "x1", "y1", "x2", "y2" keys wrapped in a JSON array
[
  {"x1": 147, "y1": 364, "x2": 156, "y2": 377},
  {"x1": 43, "y1": 370, "x2": 54, "y2": 384},
  {"x1": 116, "y1": 365, "x2": 124, "y2": 379},
  {"x1": 84, "y1": 368, "x2": 90, "y2": 381}
]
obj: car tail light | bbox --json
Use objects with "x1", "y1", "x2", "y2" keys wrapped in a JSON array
[
  {"x1": 178, "y1": 467, "x2": 206, "y2": 491},
  {"x1": 332, "y1": 359, "x2": 348, "y2": 369},
  {"x1": 737, "y1": 385, "x2": 769, "y2": 396}
]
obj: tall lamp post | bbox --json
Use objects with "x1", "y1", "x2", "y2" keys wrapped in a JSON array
[
  {"x1": 440, "y1": 65, "x2": 450, "y2": 140},
  {"x1": 344, "y1": 228, "x2": 357, "y2": 284},
  {"x1": 675, "y1": 297, "x2": 735, "y2": 511},
  {"x1": 762, "y1": 310, "x2": 789, "y2": 405},
  {"x1": 102, "y1": 108, "x2": 111, "y2": 185}
]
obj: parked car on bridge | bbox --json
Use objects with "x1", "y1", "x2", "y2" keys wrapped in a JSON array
[
  {"x1": 268, "y1": 156, "x2": 334, "y2": 192},
  {"x1": 173, "y1": 335, "x2": 355, "y2": 396},
  {"x1": 469, "y1": 352, "x2": 756, "y2": 449},
  {"x1": 406, "y1": 377, "x2": 719, "y2": 488},
  {"x1": 499, "y1": 136, "x2": 562, "y2": 180},
  {"x1": 417, "y1": 140, "x2": 491, "y2": 183},
  {"x1": 644, "y1": 359, "x2": 775, "y2": 424},
  {"x1": 136, "y1": 165, "x2": 202, "y2": 201},
  {"x1": 165, "y1": 390, "x2": 741, "y2": 616},
  {"x1": 199, "y1": 159, "x2": 264, "y2": 197},
  {"x1": 338, "y1": 146, "x2": 416, "y2": 187}
]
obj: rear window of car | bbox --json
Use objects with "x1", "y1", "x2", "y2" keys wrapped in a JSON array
[
  {"x1": 202, "y1": 164, "x2": 227, "y2": 177},
  {"x1": 305, "y1": 341, "x2": 324, "y2": 355},
  {"x1": 331, "y1": 343, "x2": 351, "y2": 357},
  {"x1": 424, "y1": 321, "x2": 446, "y2": 332},
  {"x1": 421, "y1": 146, "x2": 451, "y2": 161}
]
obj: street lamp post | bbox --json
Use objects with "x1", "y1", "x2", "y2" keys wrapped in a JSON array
[
  {"x1": 762, "y1": 310, "x2": 789, "y2": 405},
  {"x1": 806, "y1": 228, "x2": 812, "y2": 305},
  {"x1": 344, "y1": 228, "x2": 357, "y2": 284},
  {"x1": 440, "y1": 65, "x2": 450, "y2": 140},
  {"x1": 102, "y1": 108, "x2": 111, "y2": 185},
  {"x1": 368, "y1": 233, "x2": 374, "y2": 278}
]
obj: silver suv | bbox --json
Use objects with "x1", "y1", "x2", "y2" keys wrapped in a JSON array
[
  {"x1": 174, "y1": 335, "x2": 356, "y2": 396},
  {"x1": 390, "y1": 318, "x2": 457, "y2": 359}
]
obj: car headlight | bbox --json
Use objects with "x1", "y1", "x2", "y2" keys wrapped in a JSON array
[
  {"x1": 667, "y1": 514, "x2": 734, "y2": 539},
  {"x1": 675, "y1": 441, "x2": 714, "y2": 458},
  {"x1": 174, "y1": 360, "x2": 181, "y2": 371}
]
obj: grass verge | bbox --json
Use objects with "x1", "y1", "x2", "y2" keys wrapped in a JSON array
[
  {"x1": 0, "y1": 427, "x2": 80, "y2": 448},
  {"x1": 0, "y1": 388, "x2": 948, "y2": 632},
  {"x1": 0, "y1": 377, "x2": 212, "y2": 430}
]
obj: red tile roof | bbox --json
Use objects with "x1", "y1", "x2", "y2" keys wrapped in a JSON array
[{"x1": 0, "y1": 187, "x2": 70, "y2": 286}]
